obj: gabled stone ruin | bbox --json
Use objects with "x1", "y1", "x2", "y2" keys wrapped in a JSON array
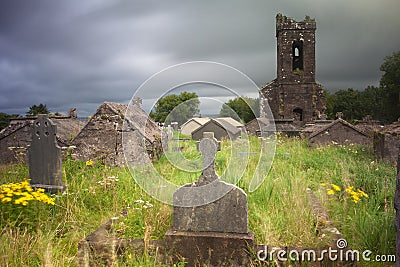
[
  {"x1": 307, "y1": 118, "x2": 370, "y2": 147},
  {"x1": 72, "y1": 101, "x2": 162, "y2": 167}
]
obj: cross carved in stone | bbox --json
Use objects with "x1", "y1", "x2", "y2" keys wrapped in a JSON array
[{"x1": 196, "y1": 132, "x2": 221, "y2": 186}]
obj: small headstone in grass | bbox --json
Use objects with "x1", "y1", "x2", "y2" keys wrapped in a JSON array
[
  {"x1": 28, "y1": 114, "x2": 65, "y2": 192},
  {"x1": 172, "y1": 132, "x2": 249, "y2": 233},
  {"x1": 171, "y1": 121, "x2": 178, "y2": 131},
  {"x1": 166, "y1": 125, "x2": 173, "y2": 141}
]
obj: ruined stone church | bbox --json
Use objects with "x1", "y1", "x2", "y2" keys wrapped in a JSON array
[{"x1": 260, "y1": 14, "x2": 326, "y2": 125}]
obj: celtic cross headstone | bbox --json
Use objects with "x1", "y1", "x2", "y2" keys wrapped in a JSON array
[
  {"x1": 28, "y1": 114, "x2": 65, "y2": 192},
  {"x1": 172, "y1": 132, "x2": 248, "y2": 233}
]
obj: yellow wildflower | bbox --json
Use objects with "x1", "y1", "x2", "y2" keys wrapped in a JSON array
[
  {"x1": 346, "y1": 186, "x2": 354, "y2": 194},
  {"x1": 320, "y1": 182, "x2": 328, "y2": 187},
  {"x1": 86, "y1": 159, "x2": 94, "y2": 166},
  {"x1": 352, "y1": 195, "x2": 361, "y2": 203},
  {"x1": 0, "y1": 179, "x2": 55, "y2": 206},
  {"x1": 14, "y1": 197, "x2": 28, "y2": 206},
  {"x1": 327, "y1": 189, "x2": 335, "y2": 195},
  {"x1": 331, "y1": 184, "x2": 341, "y2": 191},
  {"x1": 1, "y1": 197, "x2": 12, "y2": 203},
  {"x1": 358, "y1": 189, "x2": 368, "y2": 198}
]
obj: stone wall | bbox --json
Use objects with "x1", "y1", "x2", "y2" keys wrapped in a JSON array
[
  {"x1": 374, "y1": 131, "x2": 400, "y2": 165},
  {"x1": 0, "y1": 124, "x2": 31, "y2": 164},
  {"x1": 245, "y1": 119, "x2": 263, "y2": 136},
  {"x1": 72, "y1": 104, "x2": 124, "y2": 165},
  {"x1": 309, "y1": 120, "x2": 370, "y2": 147},
  {"x1": 261, "y1": 82, "x2": 326, "y2": 125},
  {"x1": 0, "y1": 117, "x2": 83, "y2": 165},
  {"x1": 72, "y1": 102, "x2": 162, "y2": 167}
]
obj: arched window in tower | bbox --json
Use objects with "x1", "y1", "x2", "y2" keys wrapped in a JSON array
[{"x1": 292, "y1": 40, "x2": 303, "y2": 71}]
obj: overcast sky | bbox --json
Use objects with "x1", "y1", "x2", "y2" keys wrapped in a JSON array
[{"x1": 1, "y1": 0, "x2": 399, "y2": 117}]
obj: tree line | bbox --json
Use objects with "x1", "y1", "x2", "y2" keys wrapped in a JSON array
[
  {"x1": 0, "y1": 104, "x2": 51, "y2": 131},
  {"x1": 326, "y1": 51, "x2": 399, "y2": 122}
]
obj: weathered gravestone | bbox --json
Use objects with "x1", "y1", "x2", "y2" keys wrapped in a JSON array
[
  {"x1": 28, "y1": 114, "x2": 65, "y2": 192},
  {"x1": 166, "y1": 125, "x2": 173, "y2": 141},
  {"x1": 165, "y1": 132, "x2": 254, "y2": 266},
  {"x1": 171, "y1": 121, "x2": 178, "y2": 131}
]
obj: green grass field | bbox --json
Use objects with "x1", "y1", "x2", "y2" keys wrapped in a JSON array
[{"x1": 0, "y1": 136, "x2": 396, "y2": 266}]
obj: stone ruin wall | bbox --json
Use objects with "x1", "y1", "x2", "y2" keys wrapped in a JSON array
[
  {"x1": 0, "y1": 118, "x2": 81, "y2": 165},
  {"x1": 72, "y1": 105, "x2": 124, "y2": 166},
  {"x1": 261, "y1": 82, "x2": 326, "y2": 123},
  {"x1": 0, "y1": 125, "x2": 31, "y2": 164},
  {"x1": 309, "y1": 122, "x2": 370, "y2": 147},
  {"x1": 72, "y1": 104, "x2": 163, "y2": 167},
  {"x1": 374, "y1": 131, "x2": 400, "y2": 165}
]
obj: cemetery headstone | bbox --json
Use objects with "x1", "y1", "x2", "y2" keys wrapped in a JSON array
[
  {"x1": 28, "y1": 114, "x2": 65, "y2": 192},
  {"x1": 166, "y1": 125, "x2": 173, "y2": 141},
  {"x1": 171, "y1": 121, "x2": 178, "y2": 131},
  {"x1": 172, "y1": 132, "x2": 248, "y2": 233},
  {"x1": 165, "y1": 132, "x2": 253, "y2": 266}
]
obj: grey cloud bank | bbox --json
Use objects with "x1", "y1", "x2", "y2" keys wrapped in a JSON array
[{"x1": 0, "y1": 0, "x2": 399, "y2": 117}]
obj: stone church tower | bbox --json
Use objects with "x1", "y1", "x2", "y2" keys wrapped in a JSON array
[{"x1": 260, "y1": 14, "x2": 326, "y2": 125}]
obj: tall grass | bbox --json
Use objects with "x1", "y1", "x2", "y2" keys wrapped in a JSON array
[{"x1": 0, "y1": 136, "x2": 396, "y2": 266}]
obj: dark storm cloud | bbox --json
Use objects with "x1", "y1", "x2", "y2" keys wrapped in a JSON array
[{"x1": 0, "y1": 0, "x2": 399, "y2": 116}]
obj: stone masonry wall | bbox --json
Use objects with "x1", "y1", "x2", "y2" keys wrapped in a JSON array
[
  {"x1": 374, "y1": 132, "x2": 400, "y2": 164},
  {"x1": 309, "y1": 122, "x2": 370, "y2": 147},
  {"x1": 0, "y1": 125, "x2": 31, "y2": 164}
]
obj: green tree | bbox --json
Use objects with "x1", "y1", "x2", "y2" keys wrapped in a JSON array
[
  {"x1": 219, "y1": 96, "x2": 259, "y2": 123},
  {"x1": 149, "y1": 92, "x2": 200, "y2": 125},
  {"x1": 26, "y1": 104, "x2": 50, "y2": 116},
  {"x1": 326, "y1": 88, "x2": 365, "y2": 121},
  {"x1": 359, "y1": 86, "x2": 389, "y2": 121},
  {"x1": 380, "y1": 51, "x2": 400, "y2": 122},
  {"x1": 0, "y1": 113, "x2": 19, "y2": 131},
  {"x1": 326, "y1": 51, "x2": 400, "y2": 123}
]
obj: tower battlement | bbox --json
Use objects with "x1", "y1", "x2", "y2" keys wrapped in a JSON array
[{"x1": 276, "y1": 13, "x2": 316, "y2": 34}]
